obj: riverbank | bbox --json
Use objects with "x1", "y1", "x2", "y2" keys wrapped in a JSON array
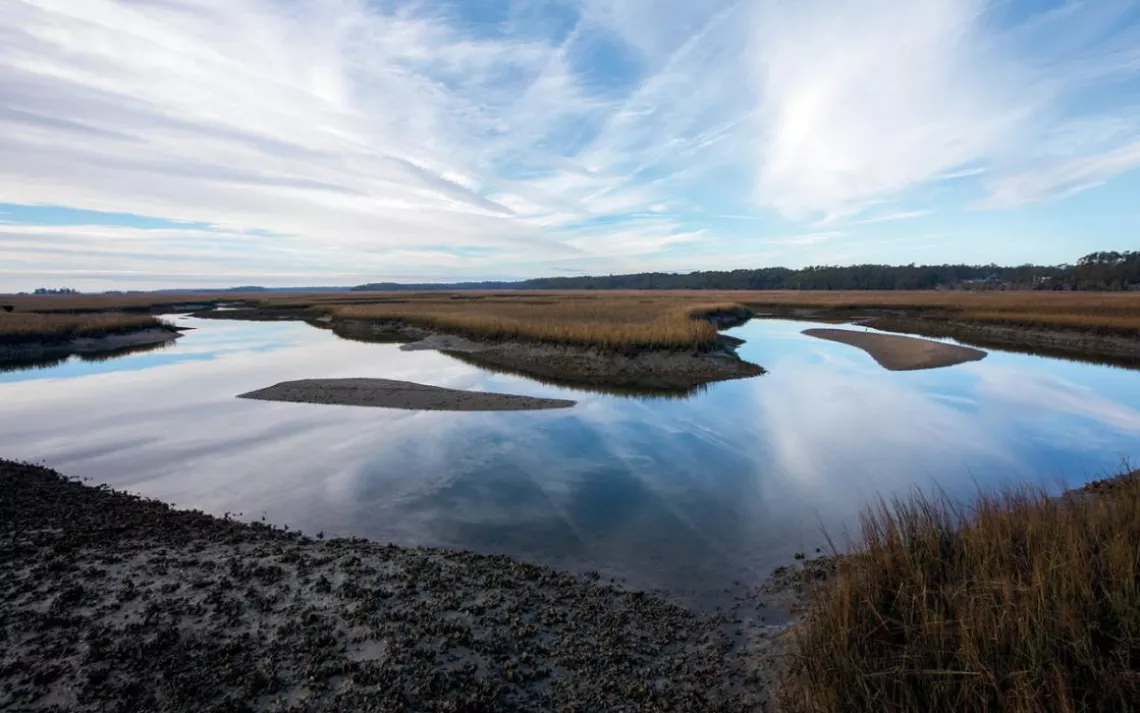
[
  {"x1": 239, "y1": 378, "x2": 577, "y2": 411},
  {"x1": 0, "y1": 326, "x2": 182, "y2": 364},
  {"x1": 866, "y1": 315, "x2": 1140, "y2": 367},
  {"x1": 802, "y1": 328, "x2": 987, "y2": 371},
  {"x1": 0, "y1": 459, "x2": 803, "y2": 712}
]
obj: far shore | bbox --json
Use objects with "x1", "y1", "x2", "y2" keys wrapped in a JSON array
[{"x1": 803, "y1": 328, "x2": 987, "y2": 371}]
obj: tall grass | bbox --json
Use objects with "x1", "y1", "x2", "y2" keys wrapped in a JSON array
[
  {"x1": 323, "y1": 299, "x2": 748, "y2": 350},
  {"x1": 0, "y1": 313, "x2": 170, "y2": 343},
  {"x1": 781, "y1": 474, "x2": 1140, "y2": 713}
]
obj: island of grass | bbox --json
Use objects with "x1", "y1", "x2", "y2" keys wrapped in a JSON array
[
  {"x1": 308, "y1": 298, "x2": 765, "y2": 392},
  {"x1": 0, "y1": 312, "x2": 182, "y2": 364}
]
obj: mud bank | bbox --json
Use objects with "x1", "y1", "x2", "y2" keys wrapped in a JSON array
[
  {"x1": 803, "y1": 328, "x2": 987, "y2": 371},
  {"x1": 238, "y1": 378, "x2": 576, "y2": 411},
  {"x1": 867, "y1": 316, "x2": 1140, "y2": 367},
  {"x1": 0, "y1": 328, "x2": 182, "y2": 365},
  {"x1": 0, "y1": 460, "x2": 811, "y2": 712}
]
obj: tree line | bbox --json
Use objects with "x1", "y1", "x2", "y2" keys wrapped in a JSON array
[{"x1": 354, "y1": 251, "x2": 1140, "y2": 292}]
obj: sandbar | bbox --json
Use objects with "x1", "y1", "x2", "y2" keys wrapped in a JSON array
[
  {"x1": 238, "y1": 377, "x2": 575, "y2": 411},
  {"x1": 803, "y1": 328, "x2": 987, "y2": 371}
]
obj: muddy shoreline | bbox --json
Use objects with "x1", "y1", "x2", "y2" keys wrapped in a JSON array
[
  {"x1": 0, "y1": 327, "x2": 183, "y2": 365},
  {"x1": 239, "y1": 378, "x2": 577, "y2": 411},
  {"x1": 866, "y1": 316, "x2": 1140, "y2": 367},
  {"x1": 0, "y1": 459, "x2": 818, "y2": 712}
]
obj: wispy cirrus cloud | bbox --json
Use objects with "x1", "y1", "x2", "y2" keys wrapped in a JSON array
[{"x1": 1, "y1": 0, "x2": 1139, "y2": 289}]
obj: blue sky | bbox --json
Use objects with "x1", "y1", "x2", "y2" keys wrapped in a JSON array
[{"x1": 2, "y1": 0, "x2": 1139, "y2": 291}]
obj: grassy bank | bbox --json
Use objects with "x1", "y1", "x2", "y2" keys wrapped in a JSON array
[
  {"x1": 780, "y1": 472, "x2": 1140, "y2": 712},
  {"x1": 737, "y1": 290, "x2": 1140, "y2": 336},
  {"x1": 320, "y1": 297, "x2": 751, "y2": 350},
  {"x1": 0, "y1": 312, "x2": 173, "y2": 344}
]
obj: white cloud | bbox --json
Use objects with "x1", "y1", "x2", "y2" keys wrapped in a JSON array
[
  {"x1": 748, "y1": 0, "x2": 1140, "y2": 219},
  {"x1": 1, "y1": 0, "x2": 1139, "y2": 287},
  {"x1": 983, "y1": 140, "x2": 1140, "y2": 207},
  {"x1": 856, "y1": 210, "x2": 931, "y2": 224}
]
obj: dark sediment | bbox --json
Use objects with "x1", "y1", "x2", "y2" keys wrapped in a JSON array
[
  {"x1": 238, "y1": 378, "x2": 576, "y2": 412},
  {"x1": 438, "y1": 340, "x2": 765, "y2": 392},
  {"x1": 0, "y1": 460, "x2": 794, "y2": 712}
]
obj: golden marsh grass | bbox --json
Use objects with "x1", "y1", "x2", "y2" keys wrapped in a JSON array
[
  {"x1": 781, "y1": 473, "x2": 1140, "y2": 713},
  {"x1": 0, "y1": 313, "x2": 169, "y2": 343},
  {"x1": 322, "y1": 297, "x2": 750, "y2": 350}
]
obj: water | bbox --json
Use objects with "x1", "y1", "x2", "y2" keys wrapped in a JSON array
[{"x1": 2, "y1": 316, "x2": 1138, "y2": 603}]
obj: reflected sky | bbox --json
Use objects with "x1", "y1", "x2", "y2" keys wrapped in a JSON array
[{"x1": 1, "y1": 316, "x2": 1138, "y2": 604}]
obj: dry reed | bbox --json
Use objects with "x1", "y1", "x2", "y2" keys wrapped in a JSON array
[
  {"x1": 0, "y1": 313, "x2": 169, "y2": 343},
  {"x1": 780, "y1": 473, "x2": 1140, "y2": 713},
  {"x1": 322, "y1": 299, "x2": 749, "y2": 350}
]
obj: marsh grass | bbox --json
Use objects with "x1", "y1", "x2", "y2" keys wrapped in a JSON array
[
  {"x1": 0, "y1": 313, "x2": 170, "y2": 343},
  {"x1": 781, "y1": 473, "x2": 1140, "y2": 713},
  {"x1": 322, "y1": 298, "x2": 749, "y2": 350},
  {"x1": 736, "y1": 291, "x2": 1140, "y2": 334}
]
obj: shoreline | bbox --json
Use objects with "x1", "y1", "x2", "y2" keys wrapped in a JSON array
[
  {"x1": 866, "y1": 315, "x2": 1140, "y2": 367},
  {"x1": 238, "y1": 377, "x2": 577, "y2": 411},
  {"x1": 312, "y1": 316, "x2": 766, "y2": 392},
  {"x1": 0, "y1": 327, "x2": 183, "y2": 365},
  {"x1": 0, "y1": 459, "x2": 808, "y2": 712},
  {"x1": 747, "y1": 305, "x2": 1140, "y2": 367}
]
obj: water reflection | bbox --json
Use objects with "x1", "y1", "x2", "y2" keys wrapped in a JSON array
[
  {"x1": 440, "y1": 348, "x2": 707, "y2": 399},
  {"x1": 0, "y1": 316, "x2": 1138, "y2": 606}
]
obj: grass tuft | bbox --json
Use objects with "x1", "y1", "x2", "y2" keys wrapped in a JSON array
[{"x1": 781, "y1": 473, "x2": 1140, "y2": 713}]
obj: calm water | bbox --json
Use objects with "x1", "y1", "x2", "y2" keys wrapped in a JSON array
[{"x1": 2, "y1": 316, "x2": 1139, "y2": 602}]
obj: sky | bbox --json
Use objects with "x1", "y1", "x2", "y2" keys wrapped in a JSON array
[{"x1": 2, "y1": 0, "x2": 1140, "y2": 291}]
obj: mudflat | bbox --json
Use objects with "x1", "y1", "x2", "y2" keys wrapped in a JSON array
[
  {"x1": 238, "y1": 377, "x2": 575, "y2": 411},
  {"x1": 803, "y1": 328, "x2": 987, "y2": 371},
  {"x1": 0, "y1": 459, "x2": 805, "y2": 712}
]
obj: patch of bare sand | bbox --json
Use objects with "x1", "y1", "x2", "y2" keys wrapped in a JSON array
[
  {"x1": 238, "y1": 378, "x2": 575, "y2": 411},
  {"x1": 803, "y1": 328, "x2": 987, "y2": 371}
]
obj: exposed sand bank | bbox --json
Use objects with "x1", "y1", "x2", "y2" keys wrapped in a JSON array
[
  {"x1": 0, "y1": 327, "x2": 182, "y2": 365},
  {"x1": 238, "y1": 378, "x2": 576, "y2": 411},
  {"x1": 1, "y1": 459, "x2": 810, "y2": 712},
  {"x1": 803, "y1": 328, "x2": 987, "y2": 371}
]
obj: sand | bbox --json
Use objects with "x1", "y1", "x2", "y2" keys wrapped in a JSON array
[
  {"x1": 238, "y1": 378, "x2": 576, "y2": 411},
  {"x1": 803, "y1": 328, "x2": 987, "y2": 371},
  {"x1": 1, "y1": 459, "x2": 817, "y2": 712}
]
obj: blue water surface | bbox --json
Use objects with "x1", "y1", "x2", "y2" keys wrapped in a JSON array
[{"x1": 1, "y1": 316, "x2": 1137, "y2": 601}]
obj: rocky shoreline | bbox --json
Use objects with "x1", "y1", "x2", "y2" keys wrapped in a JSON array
[{"x1": 0, "y1": 460, "x2": 817, "y2": 712}]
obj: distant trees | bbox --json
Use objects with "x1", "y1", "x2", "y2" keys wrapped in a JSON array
[
  {"x1": 351, "y1": 251, "x2": 1140, "y2": 293},
  {"x1": 32, "y1": 287, "x2": 79, "y2": 295}
]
